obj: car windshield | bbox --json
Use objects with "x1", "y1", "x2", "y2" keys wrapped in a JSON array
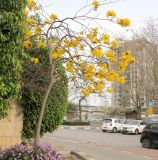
[
  {"x1": 104, "y1": 119, "x2": 112, "y2": 123},
  {"x1": 127, "y1": 120, "x2": 139, "y2": 125}
]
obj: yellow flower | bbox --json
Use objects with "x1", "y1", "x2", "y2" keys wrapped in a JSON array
[
  {"x1": 106, "y1": 50, "x2": 117, "y2": 62},
  {"x1": 34, "y1": 26, "x2": 42, "y2": 35},
  {"x1": 107, "y1": 87, "x2": 114, "y2": 93},
  {"x1": 92, "y1": 0, "x2": 101, "y2": 10},
  {"x1": 28, "y1": 0, "x2": 36, "y2": 8},
  {"x1": 25, "y1": 30, "x2": 33, "y2": 38},
  {"x1": 50, "y1": 13, "x2": 58, "y2": 20},
  {"x1": 37, "y1": 39, "x2": 46, "y2": 48},
  {"x1": 117, "y1": 18, "x2": 130, "y2": 27},
  {"x1": 23, "y1": 40, "x2": 32, "y2": 49},
  {"x1": 87, "y1": 85, "x2": 94, "y2": 93},
  {"x1": 106, "y1": 10, "x2": 116, "y2": 17},
  {"x1": 81, "y1": 89, "x2": 90, "y2": 96},
  {"x1": 23, "y1": 10, "x2": 29, "y2": 16},
  {"x1": 56, "y1": 76, "x2": 61, "y2": 81},
  {"x1": 100, "y1": 34, "x2": 110, "y2": 44},
  {"x1": 26, "y1": 18, "x2": 36, "y2": 25},
  {"x1": 91, "y1": 48, "x2": 103, "y2": 58},
  {"x1": 31, "y1": 57, "x2": 39, "y2": 64},
  {"x1": 44, "y1": 18, "x2": 51, "y2": 25},
  {"x1": 116, "y1": 76, "x2": 126, "y2": 84},
  {"x1": 111, "y1": 39, "x2": 118, "y2": 49},
  {"x1": 84, "y1": 72, "x2": 94, "y2": 80},
  {"x1": 27, "y1": 0, "x2": 39, "y2": 10}
]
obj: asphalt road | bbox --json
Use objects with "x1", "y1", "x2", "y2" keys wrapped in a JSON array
[{"x1": 42, "y1": 128, "x2": 158, "y2": 160}]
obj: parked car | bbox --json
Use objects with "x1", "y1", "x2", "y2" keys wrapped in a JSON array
[
  {"x1": 101, "y1": 118, "x2": 122, "y2": 133},
  {"x1": 120, "y1": 119, "x2": 133, "y2": 132},
  {"x1": 122, "y1": 120, "x2": 147, "y2": 135},
  {"x1": 140, "y1": 123, "x2": 158, "y2": 148}
]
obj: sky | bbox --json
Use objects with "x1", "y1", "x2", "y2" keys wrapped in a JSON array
[
  {"x1": 42, "y1": 0, "x2": 158, "y2": 37},
  {"x1": 40, "y1": 0, "x2": 158, "y2": 107}
]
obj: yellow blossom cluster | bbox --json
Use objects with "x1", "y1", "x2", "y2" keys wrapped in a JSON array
[
  {"x1": 26, "y1": 18, "x2": 36, "y2": 25},
  {"x1": 83, "y1": 64, "x2": 95, "y2": 80},
  {"x1": 31, "y1": 57, "x2": 39, "y2": 64},
  {"x1": 27, "y1": 0, "x2": 39, "y2": 11},
  {"x1": 50, "y1": 13, "x2": 58, "y2": 20},
  {"x1": 100, "y1": 34, "x2": 110, "y2": 44},
  {"x1": 64, "y1": 37, "x2": 81, "y2": 48},
  {"x1": 87, "y1": 28, "x2": 100, "y2": 44},
  {"x1": 106, "y1": 10, "x2": 116, "y2": 17},
  {"x1": 23, "y1": 40, "x2": 32, "y2": 49},
  {"x1": 92, "y1": 0, "x2": 101, "y2": 10},
  {"x1": 34, "y1": 26, "x2": 42, "y2": 35},
  {"x1": 105, "y1": 50, "x2": 117, "y2": 62},
  {"x1": 119, "y1": 50, "x2": 135, "y2": 73},
  {"x1": 91, "y1": 48, "x2": 103, "y2": 58},
  {"x1": 110, "y1": 39, "x2": 118, "y2": 49},
  {"x1": 107, "y1": 87, "x2": 114, "y2": 93},
  {"x1": 66, "y1": 62, "x2": 75, "y2": 73},
  {"x1": 52, "y1": 47, "x2": 66, "y2": 60},
  {"x1": 37, "y1": 39, "x2": 46, "y2": 48},
  {"x1": 117, "y1": 18, "x2": 131, "y2": 27}
]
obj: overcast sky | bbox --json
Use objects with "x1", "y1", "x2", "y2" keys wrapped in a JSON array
[
  {"x1": 42, "y1": 0, "x2": 158, "y2": 34},
  {"x1": 40, "y1": 0, "x2": 158, "y2": 106}
]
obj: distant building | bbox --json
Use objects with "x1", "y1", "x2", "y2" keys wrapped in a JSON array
[{"x1": 112, "y1": 38, "x2": 158, "y2": 117}]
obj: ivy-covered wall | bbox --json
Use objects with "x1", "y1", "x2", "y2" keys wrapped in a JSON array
[{"x1": 0, "y1": 0, "x2": 27, "y2": 119}]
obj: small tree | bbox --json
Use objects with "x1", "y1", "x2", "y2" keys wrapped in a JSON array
[{"x1": 24, "y1": 0, "x2": 135, "y2": 144}]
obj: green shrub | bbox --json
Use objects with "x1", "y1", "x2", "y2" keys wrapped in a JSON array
[
  {"x1": 21, "y1": 47, "x2": 68, "y2": 140},
  {"x1": 0, "y1": 0, "x2": 26, "y2": 119},
  {"x1": 62, "y1": 121, "x2": 90, "y2": 126}
]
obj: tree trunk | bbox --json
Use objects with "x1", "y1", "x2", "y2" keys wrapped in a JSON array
[
  {"x1": 34, "y1": 78, "x2": 55, "y2": 144},
  {"x1": 137, "y1": 107, "x2": 142, "y2": 120},
  {"x1": 79, "y1": 99, "x2": 82, "y2": 122}
]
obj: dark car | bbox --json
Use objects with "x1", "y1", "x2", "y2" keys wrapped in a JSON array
[{"x1": 140, "y1": 123, "x2": 158, "y2": 148}]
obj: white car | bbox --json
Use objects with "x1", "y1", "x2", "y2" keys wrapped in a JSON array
[
  {"x1": 122, "y1": 120, "x2": 147, "y2": 135},
  {"x1": 101, "y1": 118, "x2": 122, "y2": 133}
]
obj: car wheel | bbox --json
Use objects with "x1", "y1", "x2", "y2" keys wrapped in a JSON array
[
  {"x1": 135, "y1": 129, "x2": 139, "y2": 135},
  {"x1": 142, "y1": 138, "x2": 152, "y2": 148},
  {"x1": 102, "y1": 130, "x2": 106, "y2": 132},
  {"x1": 112, "y1": 127, "x2": 117, "y2": 133}
]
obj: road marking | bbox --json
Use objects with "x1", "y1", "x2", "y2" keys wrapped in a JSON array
[
  {"x1": 122, "y1": 151, "x2": 134, "y2": 154},
  {"x1": 142, "y1": 156, "x2": 153, "y2": 159},
  {"x1": 103, "y1": 147, "x2": 112, "y2": 151}
]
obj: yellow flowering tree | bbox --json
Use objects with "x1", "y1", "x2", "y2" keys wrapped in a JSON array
[{"x1": 24, "y1": 0, "x2": 135, "y2": 143}]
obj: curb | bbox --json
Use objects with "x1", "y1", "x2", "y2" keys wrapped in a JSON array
[
  {"x1": 71, "y1": 151, "x2": 96, "y2": 160},
  {"x1": 71, "y1": 151, "x2": 86, "y2": 160}
]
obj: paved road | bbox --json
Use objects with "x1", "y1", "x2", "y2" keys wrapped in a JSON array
[{"x1": 42, "y1": 128, "x2": 158, "y2": 160}]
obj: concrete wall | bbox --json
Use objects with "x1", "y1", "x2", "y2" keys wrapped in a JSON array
[{"x1": 0, "y1": 101, "x2": 23, "y2": 148}]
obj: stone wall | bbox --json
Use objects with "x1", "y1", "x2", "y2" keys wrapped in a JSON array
[{"x1": 0, "y1": 101, "x2": 23, "y2": 148}]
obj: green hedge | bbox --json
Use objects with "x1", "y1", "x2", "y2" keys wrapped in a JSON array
[
  {"x1": 62, "y1": 121, "x2": 90, "y2": 126},
  {"x1": 21, "y1": 47, "x2": 68, "y2": 140}
]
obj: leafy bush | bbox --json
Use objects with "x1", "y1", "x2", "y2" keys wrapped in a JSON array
[
  {"x1": 21, "y1": 47, "x2": 68, "y2": 140},
  {"x1": 63, "y1": 121, "x2": 90, "y2": 126},
  {"x1": 0, "y1": 0, "x2": 26, "y2": 119},
  {"x1": 0, "y1": 144, "x2": 65, "y2": 160}
]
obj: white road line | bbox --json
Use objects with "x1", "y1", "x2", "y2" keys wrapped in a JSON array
[
  {"x1": 103, "y1": 147, "x2": 113, "y2": 151},
  {"x1": 142, "y1": 156, "x2": 153, "y2": 160},
  {"x1": 122, "y1": 151, "x2": 134, "y2": 154}
]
